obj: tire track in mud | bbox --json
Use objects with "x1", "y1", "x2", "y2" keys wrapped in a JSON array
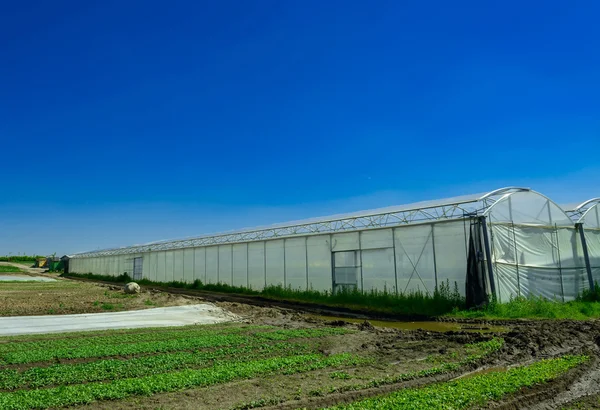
[{"x1": 267, "y1": 321, "x2": 600, "y2": 410}]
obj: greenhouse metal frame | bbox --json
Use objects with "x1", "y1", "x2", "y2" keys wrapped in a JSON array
[{"x1": 69, "y1": 187, "x2": 598, "y2": 302}]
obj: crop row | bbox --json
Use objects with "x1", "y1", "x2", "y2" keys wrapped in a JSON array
[
  {"x1": 0, "y1": 322, "x2": 254, "y2": 344},
  {"x1": 0, "y1": 324, "x2": 273, "y2": 354},
  {"x1": 0, "y1": 341, "x2": 311, "y2": 390},
  {"x1": 231, "y1": 337, "x2": 506, "y2": 407},
  {"x1": 327, "y1": 355, "x2": 588, "y2": 409},
  {"x1": 0, "y1": 353, "x2": 363, "y2": 409},
  {"x1": 0, "y1": 328, "x2": 351, "y2": 364}
]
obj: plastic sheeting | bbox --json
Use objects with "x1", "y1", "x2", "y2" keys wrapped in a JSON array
[
  {"x1": 585, "y1": 229, "x2": 600, "y2": 286},
  {"x1": 490, "y1": 224, "x2": 587, "y2": 302}
]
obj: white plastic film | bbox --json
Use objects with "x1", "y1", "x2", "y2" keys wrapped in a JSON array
[
  {"x1": 165, "y1": 251, "x2": 175, "y2": 282},
  {"x1": 141, "y1": 256, "x2": 149, "y2": 279},
  {"x1": 193, "y1": 248, "x2": 206, "y2": 283},
  {"x1": 331, "y1": 232, "x2": 359, "y2": 251},
  {"x1": 361, "y1": 248, "x2": 396, "y2": 294},
  {"x1": 285, "y1": 238, "x2": 308, "y2": 291},
  {"x1": 205, "y1": 247, "x2": 218, "y2": 284},
  {"x1": 248, "y1": 242, "x2": 266, "y2": 290},
  {"x1": 149, "y1": 252, "x2": 158, "y2": 282},
  {"x1": 232, "y1": 244, "x2": 248, "y2": 288},
  {"x1": 156, "y1": 252, "x2": 167, "y2": 282},
  {"x1": 394, "y1": 224, "x2": 435, "y2": 295},
  {"x1": 361, "y1": 229, "x2": 393, "y2": 250},
  {"x1": 585, "y1": 230, "x2": 600, "y2": 285},
  {"x1": 307, "y1": 235, "x2": 332, "y2": 292},
  {"x1": 173, "y1": 250, "x2": 184, "y2": 282},
  {"x1": 488, "y1": 191, "x2": 573, "y2": 226},
  {"x1": 218, "y1": 245, "x2": 233, "y2": 285},
  {"x1": 434, "y1": 221, "x2": 468, "y2": 296},
  {"x1": 183, "y1": 249, "x2": 195, "y2": 283},
  {"x1": 491, "y1": 223, "x2": 588, "y2": 301},
  {"x1": 266, "y1": 240, "x2": 284, "y2": 287}
]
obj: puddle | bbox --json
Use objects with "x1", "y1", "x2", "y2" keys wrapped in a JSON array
[{"x1": 307, "y1": 314, "x2": 507, "y2": 333}]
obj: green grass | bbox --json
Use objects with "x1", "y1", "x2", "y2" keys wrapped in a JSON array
[
  {"x1": 64, "y1": 272, "x2": 600, "y2": 319},
  {"x1": 0, "y1": 256, "x2": 41, "y2": 264},
  {"x1": 64, "y1": 272, "x2": 466, "y2": 317},
  {"x1": 327, "y1": 355, "x2": 588, "y2": 409},
  {"x1": 450, "y1": 284, "x2": 600, "y2": 320},
  {"x1": 0, "y1": 266, "x2": 23, "y2": 273}
]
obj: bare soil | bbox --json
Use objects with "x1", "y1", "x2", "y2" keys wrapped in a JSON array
[
  {"x1": 4, "y1": 277, "x2": 600, "y2": 409},
  {"x1": 71, "y1": 298, "x2": 600, "y2": 410},
  {"x1": 0, "y1": 279, "x2": 199, "y2": 316}
]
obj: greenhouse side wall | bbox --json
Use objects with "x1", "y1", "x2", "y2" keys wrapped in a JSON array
[
  {"x1": 69, "y1": 219, "x2": 471, "y2": 296},
  {"x1": 486, "y1": 191, "x2": 589, "y2": 302}
]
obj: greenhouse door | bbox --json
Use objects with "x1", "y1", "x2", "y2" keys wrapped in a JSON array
[
  {"x1": 133, "y1": 257, "x2": 143, "y2": 281},
  {"x1": 333, "y1": 251, "x2": 359, "y2": 293}
]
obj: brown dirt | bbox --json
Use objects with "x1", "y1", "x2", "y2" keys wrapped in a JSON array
[
  {"x1": 0, "y1": 279, "x2": 199, "y2": 316},
  {"x1": 5, "y1": 277, "x2": 600, "y2": 409},
  {"x1": 69, "y1": 312, "x2": 600, "y2": 410}
]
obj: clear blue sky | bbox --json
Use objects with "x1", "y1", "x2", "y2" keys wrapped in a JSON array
[{"x1": 1, "y1": 1, "x2": 599, "y2": 256}]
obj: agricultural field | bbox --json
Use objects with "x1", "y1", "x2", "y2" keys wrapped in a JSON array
[
  {"x1": 0, "y1": 277, "x2": 598, "y2": 408},
  {"x1": 0, "y1": 280, "x2": 197, "y2": 316}
]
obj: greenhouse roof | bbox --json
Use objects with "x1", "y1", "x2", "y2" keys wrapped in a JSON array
[
  {"x1": 71, "y1": 187, "x2": 530, "y2": 258},
  {"x1": 565, "y1": 198, "x2": 600, "y2": 224}
]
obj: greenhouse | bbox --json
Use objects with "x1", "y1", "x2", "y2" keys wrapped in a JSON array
[
  {"x1": 69, "y1": 187, "x2": 594, "y2": 302},
  {"x1": 566, "y1": 198, "x2": 600, "y2": 288}
]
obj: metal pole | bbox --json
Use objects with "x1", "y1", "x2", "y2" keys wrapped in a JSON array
[
  {"x1": 480, "y1": 217, "x2": 496, "y2": 298},
  {"x1": 305, "y1": 236, "x2": 309, "y2": 291},
  {"x1": 231, "y1": 245, "x2": 234, "y2": 285},
  {"x1": 246, "y1": 243, "x2": 250, "y2": 288},
  {"x1": 431, "y1": 224, "x2": 438, "y2": 291},
  {"x1": 511, "y1": 222, "x2": 520, "y2": 297},
  {"x1": 204, "y1": 247, "x2": 207, "y2": 283},
  {"x1": 330, "y1": 234, "x2": 335, "y2": 294},
  {"x1": 216, "y1": 247, "x2": 220, "y2": 283},
  {"x1": 358, "y1": 231, "x2": 363, "y2": 291},
  {"x1": 263, "y1": 241, "x2": 267, "y2": 288},
  {"x1": 577, "y1": 223, "x2": 594, "y2": 290},
  {"x1": 283, "y1": 239, "x2": 287, "y2": 288},
  {"x1": 392, "y1": 228, "x2": 399, "y2": 295},
  {"x1": 555, "y1": 224, "x2": 565, "y2": 302}
]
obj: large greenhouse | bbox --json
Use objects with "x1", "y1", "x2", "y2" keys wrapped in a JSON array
[{"x1": 69, "y1": 187, "x2": 600, "y2": 303}]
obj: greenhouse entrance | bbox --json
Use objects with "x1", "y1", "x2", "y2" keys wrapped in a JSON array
[{"x1": 333, "y1": 251, "x2": 359, "y2": 293}]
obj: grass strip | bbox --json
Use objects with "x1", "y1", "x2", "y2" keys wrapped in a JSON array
[
  {"x1": 0, "y1": 324, "x2": 272, "y2": 354},
  {"x1": 0, "y1": 353, "x2": 362, "y2": 409},
  {"x1": 65, "y1": 272, "x2": 466, "y2": 317},
  {"x1": 0, "y1": 266, "x2": 24, "y2": 273},
  {"x1": 327, "y1": 355, "x2": 588, "y2": 409},
  {"x1": 0, "y1": 322, "x2": 260, "y2": 345},
  {"x1": 0, "y1": 328, "x2": 351, "y2": 364},
  {"x1": 0, "y1": 341, "x2": 312, "y2": 390}
]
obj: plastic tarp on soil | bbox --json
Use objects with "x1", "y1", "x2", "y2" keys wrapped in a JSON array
[{"x1": 0, "y1": 304, "x2": 239, "y2": 336}]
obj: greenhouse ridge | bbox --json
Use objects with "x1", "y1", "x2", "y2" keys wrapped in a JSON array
[
  {"x1": 72, "y1": 187, "x2": 529, "y2": 257},
  {"x1": 69, "y1": 187, "x2": 600, "y2": 304}
]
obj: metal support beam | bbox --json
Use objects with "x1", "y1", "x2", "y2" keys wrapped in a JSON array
[
  {"x1": 577, "y1": 223, "x2": 595, "y2": 289},
  {"x1": 480, "y1": 216, "x2": 496, "y2": 298}
]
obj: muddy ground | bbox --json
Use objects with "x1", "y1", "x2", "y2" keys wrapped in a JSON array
[
  {"x1": 3, "y1": 277, "x2": 599, "y2": 408},
  {"x1": 68, "y1": 296, "x2": 600, "y2": 410}
]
